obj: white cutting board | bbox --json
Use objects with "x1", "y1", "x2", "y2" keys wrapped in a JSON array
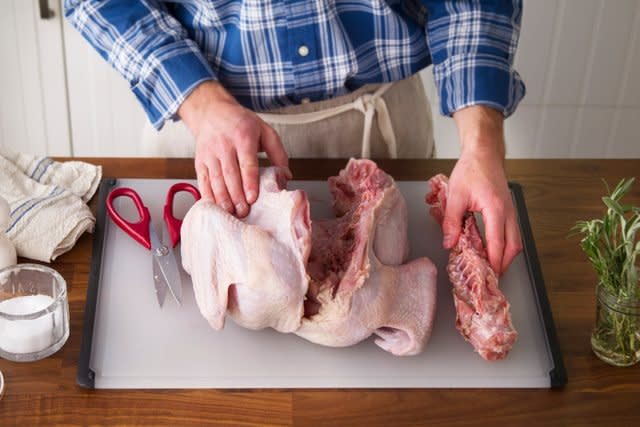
[{"x1": 90, "y1": 179, "x2": 554, "y2": 388}]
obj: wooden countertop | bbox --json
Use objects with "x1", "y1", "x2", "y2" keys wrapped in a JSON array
[{"x1": 1, "y1": 158, "x2": 639, "y2": 426}]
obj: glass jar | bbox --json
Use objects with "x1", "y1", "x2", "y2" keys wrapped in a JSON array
[
  {"x1": 591, "y1": 285, "x2": 640, "y2": 367},
  {"x1": 0, "y1": 264, "x2": 70, "y2": 362}
]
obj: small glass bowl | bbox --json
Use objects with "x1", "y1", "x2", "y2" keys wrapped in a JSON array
[{"x1": 0, "y1": 263, "x2": 70, "y2": 362}]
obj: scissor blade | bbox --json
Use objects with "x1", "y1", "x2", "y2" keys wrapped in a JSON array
[
  {"x1": 161, "y1": 222, "x2": 183, "y2": 304},
  {"x1": 152, "y1": 253, "x2": 167, "y2": 307},
  {"x1": 149, "y1": 224, "x2": 183, "y2": 306}
]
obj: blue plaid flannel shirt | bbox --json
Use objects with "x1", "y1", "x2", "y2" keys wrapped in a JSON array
[{"x1": 65, "y1": 0, "x2": 525, "y2": 129}]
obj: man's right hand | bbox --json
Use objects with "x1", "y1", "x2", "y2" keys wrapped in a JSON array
[{"x1": 178, "y1": 81, "x2": 289, "y2": 218}]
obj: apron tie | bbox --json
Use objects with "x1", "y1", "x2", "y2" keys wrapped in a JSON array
[{"x1": 258, "y1": 83, "x2": 397, "y2": 158}]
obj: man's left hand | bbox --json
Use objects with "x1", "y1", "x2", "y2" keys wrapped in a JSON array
[{"x1": 443, "y1": 106, "x2": 523, "y2": 275}]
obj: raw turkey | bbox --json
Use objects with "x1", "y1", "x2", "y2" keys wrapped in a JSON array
[
  {"x1": 181, "y1": 166, "x2": 310, "y2": 333},
  {"x1": 181, "y1": 159, "x2": 438, "y2": 356},
  {"x1": 426, "y1": 174, "x2": 518, "y2": 360}
]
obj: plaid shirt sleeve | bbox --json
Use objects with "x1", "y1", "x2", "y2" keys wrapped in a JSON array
[
  {"x1": 64, "y1": 0, "x2": 216, "y2": 129},
  {"x1": 421, "y1": 0, "x2": 526, "y2": 117}
]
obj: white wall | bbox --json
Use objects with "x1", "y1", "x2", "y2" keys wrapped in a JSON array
[
  {"x1": 0, "y1": 0, "x2": 71, "y2": 156},
  {"x1": 422, "y1": 0, "x2": 640, "y2": 158}
]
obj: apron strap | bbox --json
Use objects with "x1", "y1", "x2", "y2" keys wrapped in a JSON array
[{"x1": 258, "y1": 83, "x2": 397, "y2": 159}]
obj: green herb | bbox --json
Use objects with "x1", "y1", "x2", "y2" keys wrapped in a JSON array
[{"x1": 572, "y1": 178, "x2": 640, "y2": 366}]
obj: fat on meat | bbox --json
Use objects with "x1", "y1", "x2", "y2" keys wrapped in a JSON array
[
  {"x1": 181, "y1": 159, "x2": 438, "y2": 356},
  {"x1": 426, "y1": 174, "x2": 518, "y2": 360}
]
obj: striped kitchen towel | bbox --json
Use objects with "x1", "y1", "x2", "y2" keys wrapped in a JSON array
[{"x1": 0, "y1": 151, "x2": 102, "y2": 262}]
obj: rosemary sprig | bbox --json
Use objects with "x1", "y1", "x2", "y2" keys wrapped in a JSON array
[
  {"x1": 572, "y1": 178, "x2": 640, "y2": 364},
  {"x1": 572, "y1": 178, "x2": 640, "y2": 300}
]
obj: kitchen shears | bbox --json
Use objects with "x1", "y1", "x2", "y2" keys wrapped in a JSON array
[{"x1": 106, "y1": 182, "x2": 201, "y2": 307}]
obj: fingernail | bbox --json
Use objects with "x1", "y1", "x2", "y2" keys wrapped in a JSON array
[
  {"x1": 246, "y1": 190, "x2": 257, "y2": 203},
  {"x1": 443, "y1": 235, "x2": 451, "y2": 248},
  {"x1": 222, "y1": 202, "x2": 234, "y2": 213},
  {"x1": 236, "y1": 202, "x2": 247, "y2": 216}
]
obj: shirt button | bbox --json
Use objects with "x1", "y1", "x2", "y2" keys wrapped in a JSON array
[
  {"x1": 301, "y1": 97, "x2": 311, "y2": 104},
  {"x1": 297, "y1": 45, "x2": 309, "y2": 57}
]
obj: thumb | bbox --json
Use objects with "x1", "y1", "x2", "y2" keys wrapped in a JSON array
[
  {"x1": 259, "y1": 121, "x2": 291, "y2": 177},
  {"x1": 442, "y1": 193, "x2": 467, "y2": 249}
]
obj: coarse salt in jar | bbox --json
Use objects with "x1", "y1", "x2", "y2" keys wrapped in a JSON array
[{"x1": 0, "y1": 264, "x2": 70, "y2": 362}]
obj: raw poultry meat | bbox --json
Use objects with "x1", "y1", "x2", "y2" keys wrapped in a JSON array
[
  {"x1": 181, "y1": 159, "x2": 438, "y2": 356},
  {"x1": 426, "y1": 174, "x2": 518, "y2": 360},
  {"x1": 296, "y1": 159, "x2": 437, "y2": 356},
  {"x1": 181, "y1": 166, "x2": 311, "y2": 333}
]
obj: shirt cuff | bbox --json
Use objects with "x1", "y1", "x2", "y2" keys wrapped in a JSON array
[
  {"x1": 432, "y1": 53, "x2": 525, "y2": 118},
  {"x1": 131, "y1": 39, "x2": 216, "y2": 129}
]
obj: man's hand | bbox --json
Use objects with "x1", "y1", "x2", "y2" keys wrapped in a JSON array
[
  {"x1": 445, "y1": 106, "x2": 522, "y2": 275},
  {"x1": 178, "y1": 81, "x2": 289, "y2": 217}
]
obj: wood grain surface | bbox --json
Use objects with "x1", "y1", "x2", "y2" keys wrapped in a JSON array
[{"x1": 1, "y1": 158, "x2": 639, "y2": 426}]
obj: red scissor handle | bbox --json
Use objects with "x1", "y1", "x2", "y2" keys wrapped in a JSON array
[
  {"x1": 106, "y1": 187, "x2": 152, "y2": 249},
  {"x1": 163, "y1": 182, "x2": 201, "y2": 248}
]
